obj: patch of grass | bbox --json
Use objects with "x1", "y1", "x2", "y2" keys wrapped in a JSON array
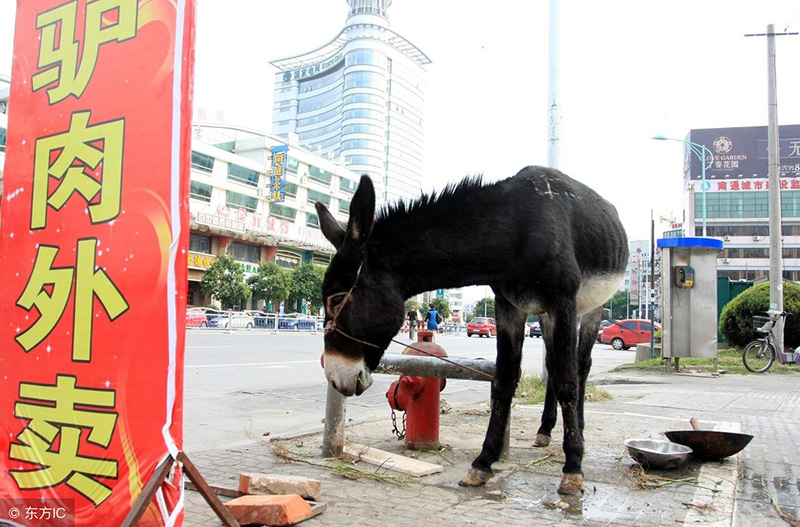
[
  {"x1": 616, "y1": 348, "x2": 800, "y2": 375},
  {"x1": 514, "y1": 375, "x2": 612, "y2": 404}
]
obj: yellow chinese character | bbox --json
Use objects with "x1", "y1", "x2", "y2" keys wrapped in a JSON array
[
  {"x1": 32, "y1": 111, "x2": 125, "y2": 230},
  {"x1": 273, "y1": 153, "x2": 284, "y2": 164},
  {"x1": 16, "y1": 239, "x2": 129, "y2": 361},
  {"x1": 274, "y1": 165, "x2": 283, "y2": 177},
  {"x1": 10, "y1": 375, "x2": 118, "y2": 506},
  {"x1": 32, "y1": 0, "x2": 138, "y2": 104}
]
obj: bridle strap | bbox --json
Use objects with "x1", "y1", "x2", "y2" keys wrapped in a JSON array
[{"x1": 323, "y1": 261, "x2": 493, "y2": 380}]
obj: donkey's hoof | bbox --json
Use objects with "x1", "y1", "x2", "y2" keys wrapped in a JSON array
[
  {"x1": 557, "y1": 473, "x2": 585, "y2": 495},
  {"x1": 458, "y1": 467, "x2": 492, "y2": 487},
  {"x1": 533, "y1": 434, "x2": 551, "y2": 447}
]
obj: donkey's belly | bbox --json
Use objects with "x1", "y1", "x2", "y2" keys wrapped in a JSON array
[{"x1": 576, "y1": 273, "x2": 625, "y2": 315}]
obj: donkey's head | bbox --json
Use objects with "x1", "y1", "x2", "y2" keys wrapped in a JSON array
[{"x1": 316, "y1": 175, "x2": 405, "y2": 396}]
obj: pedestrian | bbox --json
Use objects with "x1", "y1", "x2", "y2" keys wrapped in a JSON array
[
  {"x1": 407, "y1": 306, "x2": 419, "y2": 340},
  {"x1": 425, "y1": 303, "x2": 442, "y2": 332}
]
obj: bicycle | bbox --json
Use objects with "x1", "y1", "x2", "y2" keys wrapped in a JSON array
[{"x1": 742, "y1": 311, "x2": 792, "y2": 373}]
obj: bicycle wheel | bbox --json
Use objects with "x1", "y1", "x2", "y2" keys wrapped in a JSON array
[{"x1": 742, "y1": 340, "x2": 776, "y2": 373}]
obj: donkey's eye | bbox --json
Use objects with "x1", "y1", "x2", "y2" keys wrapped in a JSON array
[{"x1": 325, "y1": 293, "x2": 347, "y2": 317}]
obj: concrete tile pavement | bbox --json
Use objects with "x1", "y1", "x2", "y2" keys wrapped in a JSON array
[{"x1": 183, "y1": 369, "x2": 800, "y2": 526}]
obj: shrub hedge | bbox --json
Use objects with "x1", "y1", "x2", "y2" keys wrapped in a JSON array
[{"x1": 718, "y1": 281, "x2": 800, "y2": 348}]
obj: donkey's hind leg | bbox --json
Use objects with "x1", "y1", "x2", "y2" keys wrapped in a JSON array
[
  {"x1": 534, "y1": 314, "x2": 557, "y2": 447},
  {"x1": 459, "y1": 295, "x2": 526, "y2": 487}
]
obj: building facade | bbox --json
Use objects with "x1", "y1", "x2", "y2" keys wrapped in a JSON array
[
  {"x1": 269, "y1": 0, "x2": 430, "y2": 207},
  {"x1": 187, "y1": 124, "x2": 361, "y2": 309},
  {"x1": 680, "y1": 125, "x2": 800, "y2": 282}
]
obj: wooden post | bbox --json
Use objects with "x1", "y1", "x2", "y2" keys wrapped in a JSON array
[{"x1": 122, "y1": 452, "x2": 240, "y2": 527}]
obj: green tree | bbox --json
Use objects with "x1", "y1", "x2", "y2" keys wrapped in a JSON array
[
  {"x1": 473, "y1": 297, "x2": 495, "y2": 319},
  {"x1": 604, "y1": 290, "x2": 631, "y2": 320},
  {"x1": 247, "y1": 262, "x2": 291, "y2": 311},
  {"x1": 200, "y1": 254, "x2": 251, "y2": 309},
  {"x1": 719, "y1": 281, "x2": 800, "y2": 347},
  {"x1": 289, "y1": 263, "x2": 325, "y2": 313},
  {"x1": 429, "y1": 297, "x2": 451, "y2": 320}
]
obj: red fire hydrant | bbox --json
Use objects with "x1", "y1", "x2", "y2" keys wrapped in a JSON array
[{"x1": 386, "y1": 331, "x2": 447, "y2": 450}]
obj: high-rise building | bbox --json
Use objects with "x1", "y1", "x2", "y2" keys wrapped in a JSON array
[{"x1": 270, "y1": 0, "x2": 430, "y2": 206}]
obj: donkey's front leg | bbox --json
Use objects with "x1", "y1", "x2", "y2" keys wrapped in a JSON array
[{"x1": 459, "y1": 298, "x2": 525, "y2": 487}]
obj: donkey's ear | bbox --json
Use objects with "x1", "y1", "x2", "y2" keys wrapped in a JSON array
[
  {"x1": 345, "y1": 175, "x2": 376, "y2": 246},
  {"x1": 316, "y1": 202, "x2": 346, "y2": 249}
]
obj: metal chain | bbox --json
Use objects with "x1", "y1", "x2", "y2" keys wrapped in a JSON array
[{"x1": 390, "y1": 408, "x2": 406, "y2": 440}]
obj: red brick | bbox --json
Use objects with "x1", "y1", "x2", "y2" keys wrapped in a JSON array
[
  {"x1": 223, "y1": 494, "x2": 312, "y2": 526},
  {"x1": 238, "y1": 473, "x2": 322, "y2": 500}
]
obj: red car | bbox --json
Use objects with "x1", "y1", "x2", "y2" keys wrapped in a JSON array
[
  {"x1": 467, "y1": 317, "x2": 497, "y2": 337},
  {"x1": 599, "y1": 319, "x2": 659, "y2": 350},
  {"x1": 186, "y1": 308, "x2": 209, "y2": 328}
]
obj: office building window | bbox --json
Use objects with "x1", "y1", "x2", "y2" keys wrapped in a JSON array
[
  {"x1": 189, "y1": 233, "x2": 211, "y2": 253},
  {"x1": 307, "y1": 190, "x2": 331, "y2": 206},
  {"x1": 306, "y1": 213, "x2": 320, "y2": 229},
  {"x1": 308, "y1": 165, "x2": 333, "y2": 185},
  {"x1": 191, "y1": 151, "x2": 214, "y2": 173},
  {"x1": 190, "y1": 180, "x2": 212, "y2": 202},
  {"x1": 270, "y1": 203, "x2": 297, "y2": 222},
  {"x1": 228, "y1": 163, "x2": 260, "y2": 187},
  {"x1": 230, "y1": 241, "x2": 260, "y2": 264},
  {"x1": 226, "y1": 190, "x2": 258, "y2": 212}
]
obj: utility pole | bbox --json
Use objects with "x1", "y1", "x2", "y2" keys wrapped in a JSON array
[
  {"x1": 746, "y1": 25, "x2": 798, "y2": 355},
  {"x1": 543, "y1": 0, "x2": 561, "y2": 383}
]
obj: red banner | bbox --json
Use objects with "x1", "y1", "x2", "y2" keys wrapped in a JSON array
[{"x1": 0, "y1": 1, "x2": 194, "y2": 525}]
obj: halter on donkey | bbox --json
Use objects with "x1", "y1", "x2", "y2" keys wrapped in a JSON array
[{"x1": 316, "y1": 166, "x2": 628, "y2": 494}]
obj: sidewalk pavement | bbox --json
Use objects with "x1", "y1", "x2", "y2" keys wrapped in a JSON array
[{"x1": 184, "y1": 368, "x2": 800, "y2": 527}]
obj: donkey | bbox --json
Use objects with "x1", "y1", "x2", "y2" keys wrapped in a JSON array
[{"x1": 316, "y1": 166, "x2": 628, "y2": 494}]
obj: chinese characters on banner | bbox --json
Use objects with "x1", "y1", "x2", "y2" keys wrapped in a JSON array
[
  {"x1": 0, "y1": 1, "x2": 195, "y2": 526},
  {"x1": 270, "y1": 144, "x2": 289, "y2": 202}
]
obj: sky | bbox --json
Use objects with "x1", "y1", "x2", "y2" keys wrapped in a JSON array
[{"x1": 2, "y1": 1, "x2": 800, "y2": 247}]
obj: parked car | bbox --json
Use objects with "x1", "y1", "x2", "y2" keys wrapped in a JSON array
[
  {"x1": 278, "y1": 313, "x2": 317, "y2": 330},
  {"x1": 467, "y1": 317, "x2": 497, "y2": 337},
  {"x1": 214, "y1": 311, "x2": 256, "y2": 329},
  {"x1": 528, "y1": 321, "x2": 541, "y2": 338},
  {"x1": 596, "y1": 320, "x2": 614, "y2": 342},
  {"x1": 599, "y1": 319, "x2": 660, "y2": 350},
  {"x1": 186, "y1": 308, "x2": 209, "y2": 328}
]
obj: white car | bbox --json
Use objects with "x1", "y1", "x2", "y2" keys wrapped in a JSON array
[{"x1": 214, "y1": 311, "x2": 255, "y2": 329}]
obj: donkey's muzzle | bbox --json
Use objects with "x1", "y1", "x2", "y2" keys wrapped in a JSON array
[{"x1": 323, "y1": 351, "x2": 373, "y2": 396}]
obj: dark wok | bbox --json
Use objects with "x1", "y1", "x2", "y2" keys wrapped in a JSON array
[{"x1": 665, "y1": 418, "x2": 753, "y2": 461}]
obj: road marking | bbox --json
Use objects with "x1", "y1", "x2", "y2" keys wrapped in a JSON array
[{"x1": 186, "y1": 360, "x2": 318, "y2": 369}]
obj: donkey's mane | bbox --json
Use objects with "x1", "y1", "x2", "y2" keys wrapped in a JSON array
[{"x1": 375, "y1": 174, "x2": 485, "y2": 228}]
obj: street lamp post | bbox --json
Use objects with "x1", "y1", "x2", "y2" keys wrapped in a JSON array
[{"x1": 653, "y1": 135, "x2": 715, "y2": 237}]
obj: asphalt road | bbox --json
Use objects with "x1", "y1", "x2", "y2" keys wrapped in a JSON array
[{"x1": 183, "y1": 329, "x2": 634, "y2": 453}]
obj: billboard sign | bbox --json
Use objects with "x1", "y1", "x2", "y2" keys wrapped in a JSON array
[
  {"x1": 687, "y1": 125, "x2": 800, "y2": 182},
  {"x1": 270, "y1": 145, "x2": 288, "y2": 203},
  {"x1": 0, "y1": 1, "x2": 195, "y2": 525}
]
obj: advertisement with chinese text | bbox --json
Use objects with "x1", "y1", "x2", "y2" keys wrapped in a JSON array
[{"x1": 0, "y1": 1, "x2": 195, "y2": 526}]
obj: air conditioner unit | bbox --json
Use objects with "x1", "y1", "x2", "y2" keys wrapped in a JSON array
[
  {"x1": 723, "y1": 235, "x2": 730, "y2": 241},
  {"x1": 753, "y1": 235, "x2": 760, "y2": 241},
  {"x1": 722, "y1": 258, "x2": 730, "y2": 264}
]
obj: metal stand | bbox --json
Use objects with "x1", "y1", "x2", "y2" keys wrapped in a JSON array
[{"x1": 122, "y1": 451, "x2": 240, "y2": 527}]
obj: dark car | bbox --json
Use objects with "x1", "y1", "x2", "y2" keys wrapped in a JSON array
[{"x1": 528, "y1": 321, "x2": 541, "y2": 338}]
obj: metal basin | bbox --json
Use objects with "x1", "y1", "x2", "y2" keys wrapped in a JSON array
[
  {"x1": 624, "y1": 438, "x2": 693, "y2": 470},
  {"x1": 664, "y1": 430, "x2": 753, "y2": 461}
]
